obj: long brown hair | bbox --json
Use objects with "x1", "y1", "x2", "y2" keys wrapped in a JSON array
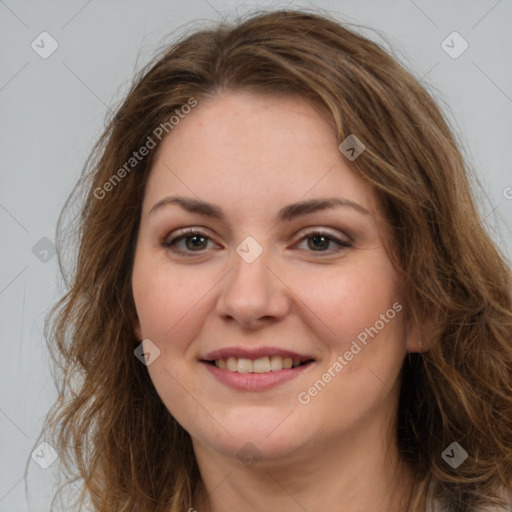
[{"x1": 31, "y1": 8, "x2": 512, "y2": 511}]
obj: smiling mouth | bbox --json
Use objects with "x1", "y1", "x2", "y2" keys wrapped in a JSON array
[{"x1": 204, "y1": 356, "x2": 315, "y2": 373}]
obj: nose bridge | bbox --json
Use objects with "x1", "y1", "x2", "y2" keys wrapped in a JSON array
[{"x1": 216, "y1": 235, "x2": 288, "y2": 325}]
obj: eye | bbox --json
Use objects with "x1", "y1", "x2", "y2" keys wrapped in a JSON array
[
  {"x1": 161, "y1": 228, "x2": 220, "y2": 256},
  {"x1": 295, "y1": 230, "x2": 352, "y2": 254},
  {"x1": 161, "y1": 227, "x2": 352, "y2": 257}
]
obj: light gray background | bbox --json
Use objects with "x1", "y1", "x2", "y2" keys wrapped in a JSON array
[{"x1": 1, "y1": 1, "x2": 511, "y2": 510}]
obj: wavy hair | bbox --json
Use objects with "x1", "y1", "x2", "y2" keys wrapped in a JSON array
[{"x1": 31, "y1": 8, "x2": 512, "y2": 512}]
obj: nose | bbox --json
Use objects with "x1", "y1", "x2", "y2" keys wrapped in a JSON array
[{"x1": 215, "y1": 243, "x2": 290, "y2": 329}]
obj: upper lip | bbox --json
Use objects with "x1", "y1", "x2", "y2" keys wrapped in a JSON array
[{"x1": 201, "y1": 347, "x2": 316, "y2": 362}]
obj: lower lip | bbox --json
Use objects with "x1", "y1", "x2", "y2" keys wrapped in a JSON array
[{"x1": 201, "y1": 361, "x2": 314, "y2": 391}]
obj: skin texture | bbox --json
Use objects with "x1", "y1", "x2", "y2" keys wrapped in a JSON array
[{"x1": 131, "y1": 91, "x2": 423, "y2": 512}]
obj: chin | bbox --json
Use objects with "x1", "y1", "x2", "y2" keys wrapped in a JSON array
[{"x1": 190, "y1": 412, "x2": 315, "y2": 464}]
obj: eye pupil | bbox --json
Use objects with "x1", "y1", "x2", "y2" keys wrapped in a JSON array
[
  {"x1": 309, "y1": 235, "x2": 329, "y2": 251},
  {"x1": 186, "y1": 235, "x2": 207, "y2": 250}
]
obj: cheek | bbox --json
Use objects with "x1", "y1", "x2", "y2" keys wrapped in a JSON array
[
  {"x1": 297, "y1": 256, "x2": 401, "y2": 346},
  {"x1": 293, "y1": 262, "x2": 405, "y2": 429},
  {"x1": 131, "y1": 257, "x2": 213, "y2": 421},
  {"x1": 131, "y1": 254, "x2": 214, "y2": 344}
]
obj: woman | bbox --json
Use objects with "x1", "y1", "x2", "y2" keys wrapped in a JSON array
[{"x1": 34, "y1": 9, "x2": 512, "y2": 512}]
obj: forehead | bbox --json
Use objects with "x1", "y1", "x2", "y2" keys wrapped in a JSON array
[{"x1": 142, "y1": 91, "x2": 379, "y2": 221}]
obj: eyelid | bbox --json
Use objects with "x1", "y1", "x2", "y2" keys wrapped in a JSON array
[
  {"x1": 294, "y1": 226, "x2": 352, "y2": 243},
  {"x1": 163, "y1": 226, "x2": 219, "y2": 246},
  {"x1": 293, "y1": 228, "x2": 353, "y2": 255},
  {"x1": 161, "y1": 226, "x2": 353, "y2": 257},
  {"x1": 165, "y1": 226, "x2": 213, "y2": 240}
]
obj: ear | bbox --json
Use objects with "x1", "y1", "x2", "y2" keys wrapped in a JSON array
[
  {"x1": 133, "y1": 318, "x2": 142, "y2": 342},
  {"x1": 406, "y1": 318, "x2": 434, "y2": 354}
]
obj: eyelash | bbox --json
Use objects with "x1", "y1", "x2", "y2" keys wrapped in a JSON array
[{"x1": 161, "y1": 227, "x2": 352, "y2": 257}]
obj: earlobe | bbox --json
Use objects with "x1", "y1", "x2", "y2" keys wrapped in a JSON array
[
  {"x1": 133, "y1": 320, "x2": 142, "y2": 342},
  {"x1": 407, "y1": 319, "x2": 434, "y2": 353}
]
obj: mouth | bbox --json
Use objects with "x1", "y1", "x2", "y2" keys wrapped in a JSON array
[
  {"x1": 199, "y1": 348, "x2": 316, "y2": 391},
  {"x1": 203, "y1": 356, "x2": 315, "y2": 373}
]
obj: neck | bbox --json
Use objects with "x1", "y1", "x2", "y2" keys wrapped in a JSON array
[{"x1": 191, "y1": 412, "x2": 415, "y2": 512}]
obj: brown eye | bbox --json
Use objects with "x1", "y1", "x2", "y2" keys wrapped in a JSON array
[
  {"x1": 161, "y1": 228, "x2": 352, "y2": 258},
  {"x1": 296, "y1": 230, "x2": 352, "y2": 254},
  {"x1": 162, "y1": 229, "x2": 218, "y2": 256}
]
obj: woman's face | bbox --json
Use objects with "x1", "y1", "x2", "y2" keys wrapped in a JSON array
[{"x1": 131, "y1": 91, "x2": 417, "y2": 464}]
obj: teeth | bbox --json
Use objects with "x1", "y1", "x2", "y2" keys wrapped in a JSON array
[
  {"x1": 269, "y1": 356, "x2": 283, "y2": 371},
  {"x1": 253, "y1": 357, "x2": 270, "y2": 373},
  {"x1": 237, "y1": 358, "x2": 253, "y2": 373},
  {"x1": 213, "y1": 356, "x2": 307, "y2": 373}
]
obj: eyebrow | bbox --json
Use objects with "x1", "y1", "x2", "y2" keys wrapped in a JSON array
[{"x1": 148, "y1": 195, "x2": 369, "y2": 222}]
